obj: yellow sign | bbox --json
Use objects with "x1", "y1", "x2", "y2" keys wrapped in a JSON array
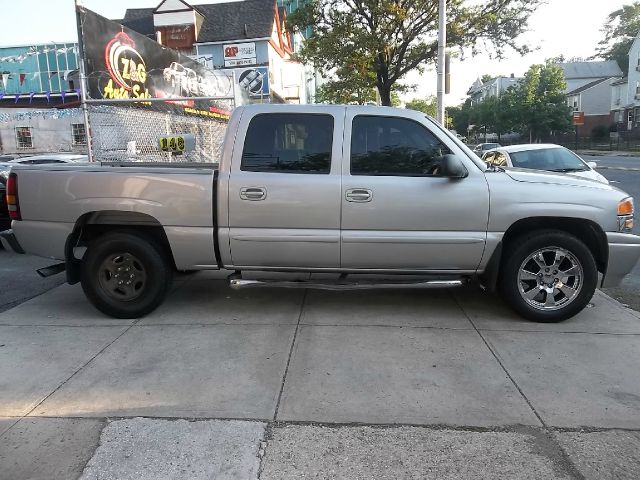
[{"x1": 159, "y1": 136, "x2": 186, "y2": 152}]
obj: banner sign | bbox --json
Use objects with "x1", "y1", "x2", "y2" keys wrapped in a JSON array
[
  {"x1": 223, "y1": 43, "x2": 257, "y2": 67},
  {"x1": 78, "y1": 6, "x2": 232, "y2": 118},
  {"x1": 233, "y1": 67, "x2": 270, "y2": 97},
  {"x1": 572, "y1": 111, "x2": 585, "y2": 126}
]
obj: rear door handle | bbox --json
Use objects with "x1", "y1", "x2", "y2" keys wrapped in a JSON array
[
  {"x1": 345, "y1": 188, "x2": 372, "y2": 202},
  {"x1": 240, "y1": 187, "x2": 267, "y2": 201}
]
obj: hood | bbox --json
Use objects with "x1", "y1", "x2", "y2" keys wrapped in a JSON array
[
  {"x1": 566, "y1": 169, "x2": 609, "y2": 184},
  {"x1": 502, "y1": 167, "x2": 620, "y2": 192}
]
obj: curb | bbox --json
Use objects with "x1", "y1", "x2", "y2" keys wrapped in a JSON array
[
  {"x1": 579, "y1": 151, "x2": 640, "y2": 158},
  {"x1": 596, "y1": 166, "x2": 640, "y2": 171}
]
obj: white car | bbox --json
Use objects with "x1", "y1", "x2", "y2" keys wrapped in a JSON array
[
  {"x1": 482, "y1": 144, "x2": 609, "y2": 184},
  {"x1": 7, "y1": 153, "x2": 88, "y2": 165},
  {"x1": 1, "y1": 154, "x2": 88, "y2": 174}
]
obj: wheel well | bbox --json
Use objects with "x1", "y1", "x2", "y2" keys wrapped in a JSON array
[
  {"x1": 501, "y1": 217, "x2": 608, "y2": 273},
  {"x1": 65, "y1": 211, "x2": 176, "y2": 284}
]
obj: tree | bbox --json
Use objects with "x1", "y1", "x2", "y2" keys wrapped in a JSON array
[
  {"x1": 448, "y1": 101, "x2": 472, "y2": 136},
  {"x1": 288, "y1": 0, "x2": 543, "y2": 106},
  {"x1": 472, "y1": 94, "x2": 518, "y2": 142},
  {"x1": 513, "y1": 62, "x2": 572, "y2": 142},
  {"x1": 405, "y1": 96, "x2": 437, "y2": 117},
  {"x1": 593, "y1": 2, "x2": 640, "y2": 75},
  {"x1": 315, "y1": 67, "x2": 377, "y2": 104}
]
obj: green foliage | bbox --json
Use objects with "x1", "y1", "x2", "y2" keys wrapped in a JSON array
[
  {"x1": 315, "y1": 70, "x2": 377, "y2": 104},
  {"x1": 514, "y1": 62, "x2": 573, "y2": 141},
  {"x1": 454, "y1": 63, "x2": 571, "y2": 141},
  {"x1": 287, "y1": 0, "x2": 543, "y2": 106},
  {"x1": 448, "y1": 100, "x2": 472, "y2": 136},
  {"x1": 593, "y1": 2, "x2": 640, "y2": 74},
  {"x1": 405, "y1": 96, "x2": 438, "y2": 117}
]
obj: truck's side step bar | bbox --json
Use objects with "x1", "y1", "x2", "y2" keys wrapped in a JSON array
[
  {"x1": 229, "y1": 276, "x2": 465, "y2": 291},
  {"x1": 36, "y1": 262, "x2": 66, "y2": 278}
]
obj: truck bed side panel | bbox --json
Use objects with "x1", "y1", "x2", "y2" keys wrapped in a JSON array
[{"x1": 12, "y1": 166, "x2": 217, "y2": 269}]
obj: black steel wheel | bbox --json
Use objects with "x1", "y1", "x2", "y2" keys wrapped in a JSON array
[{"x1": 80, "y1": 232, "x2": 172, "y2": 318}]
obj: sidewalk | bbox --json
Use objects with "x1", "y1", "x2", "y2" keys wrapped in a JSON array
[{"x1": 1, "y1": 272, "x2": 640, "y2": 479}]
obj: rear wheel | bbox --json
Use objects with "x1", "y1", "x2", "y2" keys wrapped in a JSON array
[
  {"x1": 499, "y1": 230, "x2": 597, "y2": 322},
  {"x1": 80, "y1": 232, "x2": 173, "y2": 318}
]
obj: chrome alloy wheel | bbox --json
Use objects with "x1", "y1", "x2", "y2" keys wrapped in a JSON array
[
  {"x1": 97, "y1": 253, "x2": 147, "y2": 302},
  {"x1": 517, "y1": 247, "x2": 583, "y2": 311}
]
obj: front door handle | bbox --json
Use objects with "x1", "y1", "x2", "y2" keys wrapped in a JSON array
[
  {"x1": 345, "y1": 188, "x2": 372, "y2": 202},
  {"x1": 240, "y1": 187, "x2": 267, "y2": 201}
]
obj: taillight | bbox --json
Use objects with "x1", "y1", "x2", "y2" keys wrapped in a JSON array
[{"x1": 6, "y1": 172, "x2": 20, "y2": 221}]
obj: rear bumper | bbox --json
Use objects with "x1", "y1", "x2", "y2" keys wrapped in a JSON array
[
  {"x1": 601, "y1": 232, "x2": 640, "y2": 288},
  {"x1": 0, "y1": 229, "x2": 25, "y2": 254}
]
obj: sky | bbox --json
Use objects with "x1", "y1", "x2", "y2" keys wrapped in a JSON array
[{"x1": 0, "y1": 0, "x2": 632, "y2": 104}]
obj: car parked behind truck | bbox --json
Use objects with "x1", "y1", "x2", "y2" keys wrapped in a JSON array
[{"x1": 2, "y1": 105, "x2": 639, "y2": 322}]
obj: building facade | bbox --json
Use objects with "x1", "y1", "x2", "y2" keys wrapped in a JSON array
[
  {"x1": 611, "y1": 34, "x2": 640, "y2": 133},
  {"x1": 0, "y1": 43, "x2": 85, "y2": 155},
  {"x1": 466, "y1": 75, "x2": 520, "y2": 106},
  {"x1": 559, "y1": 61, "x2": 622, "y2": 136},
  {"x1": 119, "y1": 0, "x2": 311, "y2": 105}
]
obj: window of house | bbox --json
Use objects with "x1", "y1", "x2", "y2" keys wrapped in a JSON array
[
  {"x1": 15, "y1": 127, "x2": 33, "y2": 149},
  {"x1": 71, "y1": 123, "x2": 87, "y2": 145},
  {"x1": 241, "y1": 113, "x2": 333, "y2": 174},
  {"x1": 350, "y1": 116, "x2": 451, "y2": 176}
]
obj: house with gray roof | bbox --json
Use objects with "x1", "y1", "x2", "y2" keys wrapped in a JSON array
[
  {"x1": 559, "y1": 61, "x2": 622, "y2": 93},
  {"x1": 118, "y1": 0, "x2": 311, "y2": 104},
  {"x1": 559, "y1": 61, "x2": 622, "y2": 136}
]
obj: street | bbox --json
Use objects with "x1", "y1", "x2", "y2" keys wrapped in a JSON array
[{"x1": 584, "y1": 154, "x2": 640, "y2": 310}]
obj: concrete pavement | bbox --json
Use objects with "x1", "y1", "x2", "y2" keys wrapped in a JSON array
[{"x1": 1, "y1": 271, "x2": 640, "y2": 479}]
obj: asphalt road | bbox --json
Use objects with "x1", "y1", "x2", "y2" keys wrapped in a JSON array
[
  {"x1": 587, "y1": 154, "x2": 640, "y2": 310},
  {"x1": 582, "y1": 154, "x2": 640, "y2": 171},
  {"x1": 0, "y1": 249, "x2": 65, "y2": 313}
]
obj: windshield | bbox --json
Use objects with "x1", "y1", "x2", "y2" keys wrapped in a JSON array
[
  {"x1": 509, "y1": 148, "x2": 588, "y2": 171},
  {"x1": 424, "y1": 116, "x2": 487, "y2": 171}
]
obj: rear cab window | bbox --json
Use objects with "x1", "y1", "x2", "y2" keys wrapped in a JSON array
[{"x1": 241, "y1": 113, "x2": 334, "y2": 174}]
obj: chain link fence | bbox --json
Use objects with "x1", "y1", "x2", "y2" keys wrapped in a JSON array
[{"x1": 87, "y1": 99, "x2": 232, "y2": 163}]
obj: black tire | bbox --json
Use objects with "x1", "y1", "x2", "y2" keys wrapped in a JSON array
[
  {"x1": 80, "y1": 232, "x2": 173, "y2": 319},
  {"x1": 499, "y1": 230, "x2": 598, "y2": 323}
]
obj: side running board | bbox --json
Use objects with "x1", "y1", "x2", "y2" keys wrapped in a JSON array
[{"x1": 229, "y1": 277, "x2": 465, "y2": 291}]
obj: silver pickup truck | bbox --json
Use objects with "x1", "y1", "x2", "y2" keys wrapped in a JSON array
[{"x1": 2, "y1": 105, "x2": 640, "y2": 322}]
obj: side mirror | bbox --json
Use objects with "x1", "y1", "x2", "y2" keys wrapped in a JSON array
[
  {"x1": 587, "y1": 161, "x2": 597, "y2": 169},
  {"x1": 440, "y1": 154, "x2": 468, "y2": 179}
]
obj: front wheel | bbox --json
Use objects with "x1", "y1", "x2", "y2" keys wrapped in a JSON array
[
  {"x1": 80, "y1": 232, "x2": 173, "y2": 319},
  {"x1": 499, "y1": 230, "x2": 598, "y2": 322}
]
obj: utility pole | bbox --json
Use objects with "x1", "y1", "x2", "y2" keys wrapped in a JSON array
[{"x1": 436, "y1": 0, "x2": 446, "y2": 125}]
